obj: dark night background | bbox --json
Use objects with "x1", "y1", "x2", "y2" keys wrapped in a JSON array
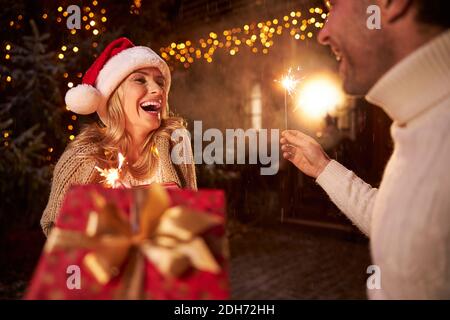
[{"x1": 0, "y1": 0, "x2": 393, "y2": 299}]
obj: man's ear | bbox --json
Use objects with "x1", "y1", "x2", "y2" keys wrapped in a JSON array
[{"x1": 380, "y1": 0, "x2": 413, "y2": 22}]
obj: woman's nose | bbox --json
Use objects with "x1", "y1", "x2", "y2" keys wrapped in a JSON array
[{"x1": 148, "y1": 82, "x2": 163, "y2": 95}]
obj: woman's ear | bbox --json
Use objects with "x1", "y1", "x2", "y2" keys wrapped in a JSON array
[{"x1": 380, "y1": 0, "x2": 413, "y2": 23}]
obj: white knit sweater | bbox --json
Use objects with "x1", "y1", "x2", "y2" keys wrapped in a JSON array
[{"x1": 316, "y1": 30, "x2": 450, "y2": 299}]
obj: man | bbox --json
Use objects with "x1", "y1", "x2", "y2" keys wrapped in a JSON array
[{"x1": 280, "y1": 0, "x2": 449, "y2": 299}]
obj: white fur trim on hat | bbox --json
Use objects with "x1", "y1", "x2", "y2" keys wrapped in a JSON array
[{"x1": 65, "y1": 84, "x2": 102, "y2": 115}]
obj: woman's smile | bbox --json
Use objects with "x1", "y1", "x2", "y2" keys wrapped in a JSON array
[{"x1": 139, "y1": 98, "x2": 163, "y2": 119}]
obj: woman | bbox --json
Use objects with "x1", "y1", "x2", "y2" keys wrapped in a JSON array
[{"x1": 41, "y1": 37, "x2": 196, "y2": 236}]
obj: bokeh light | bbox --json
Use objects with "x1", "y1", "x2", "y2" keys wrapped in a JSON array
[{"x1": 296, "y1": 74, "x2": 344, "y2": 119}]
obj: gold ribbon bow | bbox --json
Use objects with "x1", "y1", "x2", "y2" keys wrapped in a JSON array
[{"x1": 45, "y1": 184, "x2": 223, "y2": 299}]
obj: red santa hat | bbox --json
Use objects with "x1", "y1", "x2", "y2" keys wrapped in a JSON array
[{"x1": 65, "y1": 37, "x2": 171, "y2": 122}]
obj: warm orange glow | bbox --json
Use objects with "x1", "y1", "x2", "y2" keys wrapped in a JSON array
[{"x1": 296, "y1": 74, "x2": 345, "y2": 119}]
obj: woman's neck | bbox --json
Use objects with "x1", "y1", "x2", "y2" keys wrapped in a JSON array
[{"x1": 128, "y1": 131, "x2": 147, "y2": 164}]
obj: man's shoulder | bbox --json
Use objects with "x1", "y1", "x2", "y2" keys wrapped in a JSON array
[
  {"x1": 406, "y1": 96, "x2": 450, "y2": 134},
  {"x1": 424, "y1": 96, "x2": 450, "y2": 132}
]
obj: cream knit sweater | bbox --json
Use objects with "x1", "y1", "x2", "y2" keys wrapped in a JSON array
[
  {"x1": 316, "y1": 30, "x2": 450, "y2": 299},
  {"x1": 40, "y1": 135, "x2": 197, "y2": 236}
]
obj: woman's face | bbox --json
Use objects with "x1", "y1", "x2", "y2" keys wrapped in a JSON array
[{"x1": 121, "y1": 67, "x2": 166, "y2": 137}]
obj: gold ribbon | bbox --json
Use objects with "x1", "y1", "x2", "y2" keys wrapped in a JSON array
[{"x1": 45, "y1": 184, "x2": 223, "y2": 298}]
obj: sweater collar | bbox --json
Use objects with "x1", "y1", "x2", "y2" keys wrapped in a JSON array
[{"x1": 366, "y1": 30, "x2": 450, "y2": 125}]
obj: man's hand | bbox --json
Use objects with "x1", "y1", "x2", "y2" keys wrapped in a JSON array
[{"x1": 280, "y1": 130, "x2": 331, "y2": 179}]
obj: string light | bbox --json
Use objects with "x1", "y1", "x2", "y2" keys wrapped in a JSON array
[
  {"x1": 131, "y1": 0, "x2": 142, "y2": 15},
  {"x1": 160, "y1": 7, "x2": 325, "y2": 69}
]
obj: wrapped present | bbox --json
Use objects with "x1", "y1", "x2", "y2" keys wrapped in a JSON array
[{"x1": 25, "y1": 184, "x2": 229, "y2": 300}]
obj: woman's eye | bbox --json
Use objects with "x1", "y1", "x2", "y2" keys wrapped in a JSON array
[
  {"x1": 154, "y1": 77, "x2": 165, "y2": 88},
  {"x1": 135, "y1": 78, "x2": 146, "y2": 84}
]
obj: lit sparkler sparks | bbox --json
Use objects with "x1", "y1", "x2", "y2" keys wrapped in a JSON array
[
  {"x1": 279, "y1": 67, "x2": 301, "y2": 96},
  {"x1": 95, "y1": 152, "x2": 126, "y2": 188}
]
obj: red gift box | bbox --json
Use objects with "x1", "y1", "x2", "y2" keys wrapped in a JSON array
[{"x1": 25, "y1": 184, "x2": 229, "y2": 300}]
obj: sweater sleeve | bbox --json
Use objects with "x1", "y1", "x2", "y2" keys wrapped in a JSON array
[
  {"x1": 316, "y1": 160, "x2": 377, "y2": 237},
  {"x1": 40, "y1": 145, "x2": 97, "y2": 237}
]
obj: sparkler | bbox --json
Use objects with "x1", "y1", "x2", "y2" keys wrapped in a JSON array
[
  {"x1": 275, "y1": 67, "x2": 303, "y2": 224},
  {"x1": 275, "y1": 67, "x2": 303, "y2": 130},
  {"x1": 95, "y1": 152, "x2": 126, "y2": 188}
]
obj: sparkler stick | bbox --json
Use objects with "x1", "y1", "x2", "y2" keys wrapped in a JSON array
[{"x1": 276, "y1": 67, "x2": 302, "y2": 130}]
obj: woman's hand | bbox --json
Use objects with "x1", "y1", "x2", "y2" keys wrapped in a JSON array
[{"x1": 280, "y1": 130, "x2": 331, "y2": 179}]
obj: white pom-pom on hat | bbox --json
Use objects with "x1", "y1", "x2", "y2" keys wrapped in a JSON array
[{"x1": 65, "y1": 84, "x2": 103, "y2": 115}]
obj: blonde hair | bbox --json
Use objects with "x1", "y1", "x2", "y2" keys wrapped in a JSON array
[{"x1": 69, "y1": 82, "x2": 185, "y2": 181}]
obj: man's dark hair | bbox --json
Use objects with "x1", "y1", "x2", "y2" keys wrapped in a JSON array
[{"x1": 415, "y1": 0, "x2": 450, "y2": 28}]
